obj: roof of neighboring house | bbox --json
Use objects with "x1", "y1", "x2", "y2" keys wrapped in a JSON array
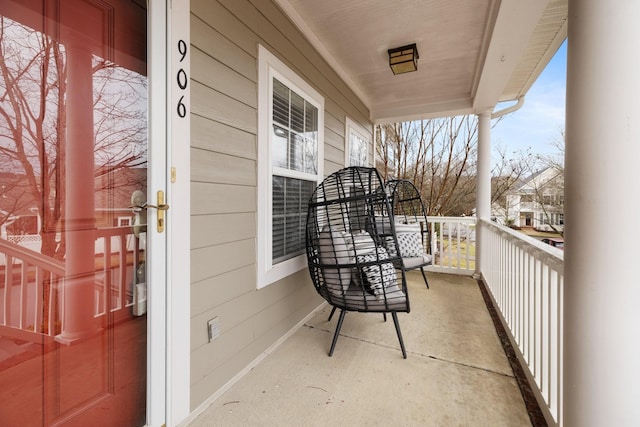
[{"x1": 511, "y1": 165, "x2": 563, "y2": 194}]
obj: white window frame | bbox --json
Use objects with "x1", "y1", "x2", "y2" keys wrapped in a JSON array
[
  {"x1": 117, "y1": 216, "x2": 132, "y2": 227},
  {"x1": 344, "y1": 117, "x2": 371, "y2": 167},
  {"x1": 257, "y1": 45, "x2": 324, "y2": 289}
]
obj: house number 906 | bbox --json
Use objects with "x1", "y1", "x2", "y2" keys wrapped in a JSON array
[{"x1": 176, "y1": 40, "x2": 188, "y2": 118}]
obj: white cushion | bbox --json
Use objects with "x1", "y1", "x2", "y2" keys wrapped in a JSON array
[
  {"x1": 394, "y1": 222, "x2": 421, "y2": 233},
  {"x1": 318, "y1": 228, "x2": 351, "y2": 295},
  {"x1": 402, "y1": 253, "x2": 433, "y2": 269},
  {"x1": 340, "y1": 282, "x2": 407, "y2": 311},
  {"x1": 342, "y1": 230, "x2": 376, "y2": 257}
]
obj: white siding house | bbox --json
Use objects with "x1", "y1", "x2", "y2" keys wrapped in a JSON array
[{"x1": 504, "y1": 166, "x2": 564, "y2": 232}]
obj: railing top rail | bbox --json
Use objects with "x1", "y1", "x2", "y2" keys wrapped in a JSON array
[
  {"x1": 480, "y1": 218, "x2": 564, "y2": 272},
  {"x1": 0, "y1": 237, "x2": 64, "y2": 275},
  {"x1": 1, "y1": 226, "x2": 133, "y2": 276},
  {"x1": 426, "y1": 216, "x2": 477, "y2": 224},
  {"x1": 94, "y1": 226, "x2": 136, "y2": 238}
]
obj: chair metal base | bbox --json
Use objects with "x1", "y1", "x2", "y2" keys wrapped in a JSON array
[
  {"x1": 420, "y1": 266, "x2": 430, "y2": 289},
  {"x1": 328, "y1": 305, "x2": 337, "y2": 321},
  {"x1": 327, "y1": 308, "x2": 407, "y2": 359}
]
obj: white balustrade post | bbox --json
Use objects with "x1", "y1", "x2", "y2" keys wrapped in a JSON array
[{"x1": 564, "y1": 0, "x2": 640, "y2": 425}]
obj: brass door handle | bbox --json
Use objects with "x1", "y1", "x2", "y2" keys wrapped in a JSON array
[
  {"x1": 144, "y1": 203, "x2": 170, "y2": 211},
  {"x1": 129, "y1": 202, "x2": 170, "y2": 211},
  {"x1": 154, "y1": 190, "x2": 168, "y2": 233},
  {"x1": 129, "y1": 191, "x2": 169, "y2": 233}
]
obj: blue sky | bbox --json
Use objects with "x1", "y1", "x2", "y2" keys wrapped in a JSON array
[{"x1": 491, "y1": 40, "x2": 567, "y2": 161}]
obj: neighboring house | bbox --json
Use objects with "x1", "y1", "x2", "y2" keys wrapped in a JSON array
[
  {"x1": 0, "y1": 173, "x2": 39, "y2": 246},
  {"x1": 503, "y1": 166, "x2": 564, "y2": 232},
  {"x1": 0, "y1": 169, "x2": 143, "y2": 246}
]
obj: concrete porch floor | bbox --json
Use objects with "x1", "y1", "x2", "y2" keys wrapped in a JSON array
[{"x1": 187, "y1": 272, "x2": 537, "y2": 426}]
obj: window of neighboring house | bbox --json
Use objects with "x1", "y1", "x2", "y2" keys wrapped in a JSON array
[
  {"x1": 117, "y1": 217, "x2": 132, "y2": 227},
  {"x1": 257, "y1": 45, "x2": 324, "y2": 288},
  {"x1": 344, "y1": 117, "x2": 370, "y2": 167}
]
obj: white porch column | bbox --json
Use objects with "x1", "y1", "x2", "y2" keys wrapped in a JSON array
[
  {"x1": 475, "y1": 111, "x2": 491, "y2": 278},
  {"x1": 57, "y1": 42, "x2": 97, "y2": 344},
  {"x1": 564, "y1": 1, "x2": 640, "y2": 425}
]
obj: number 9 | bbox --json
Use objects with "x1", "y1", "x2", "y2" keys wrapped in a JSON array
[{"x1": 178, "y1": 40, "x2": 187, "y2": 62}]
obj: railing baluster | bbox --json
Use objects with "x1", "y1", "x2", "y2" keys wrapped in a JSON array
[
  {"x1": 20, "y1": 261, "x2": 29, "y2": 329},
  {"x1": 35, "y1": 267, "x2": 44, "y2": 333},
  {"x1": 53, "y1": 274, "x2": 62, "y2": 336},
  {"x1": 119, "y1": 234, "x2": 127, "y2": 310},
  {"x1": 4, "y1": 256, "x2": 13, "y2": 326},
  {"x1": 479, "y1": 219, "x2": 563, "y2": 426}
]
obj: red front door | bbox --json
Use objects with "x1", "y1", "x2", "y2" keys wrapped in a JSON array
[{"x1": 0, "y1": 1, "x2": 148, "y2": 425}]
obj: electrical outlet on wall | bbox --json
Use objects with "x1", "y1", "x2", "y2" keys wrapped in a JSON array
[{"x1": 207, "y1": 317, "x2": 220, "y2": 342}]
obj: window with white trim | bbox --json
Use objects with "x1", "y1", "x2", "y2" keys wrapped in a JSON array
[
  {"x1": 257, "y1": 45, "x2": 324, "y2": 288},
  {"x1": 117, "y1": 216, "x2": 132, "y2": 227},
  {"x1": 345, "y1": 117, "x2": 370, "y2": 167}
]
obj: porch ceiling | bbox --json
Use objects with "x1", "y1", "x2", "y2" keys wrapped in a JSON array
[{"x1": 275, "y1": 0, "x2": 567, "y2": 123}]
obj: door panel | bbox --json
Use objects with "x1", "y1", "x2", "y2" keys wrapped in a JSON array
[{"x1": 0, "y1": 1, "x2": 148, "y2": 425}]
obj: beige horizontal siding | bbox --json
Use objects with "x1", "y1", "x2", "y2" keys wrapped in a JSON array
[
  {"x1": 191, "y1": 48, "x2": 256, "y2": 107},
  {"x1": 191, "y1": 212, "x2": 255, "y2": 250},
  {"x1": 191, "y1": 265, "x2": 255, "y2": 317},
  {"x1": 191, "y1": 81, "x2": 256, "y2": 134},
  {"x1": 191, "y1": 148, "x2": 255, "y2": 186},
  {"x1": 191, "y1": 238, "x2": 254, "y2": 283},
  {"x1": 190, "y1": 182, "x2": 255, "y2": 215},
  {"x1": 191, "y1": 115, "x2": 255, "y2": 160},
  {"x1": 189, "y1": 0, "x2": 372, "y2": 411},
  {"x1": 191, "y1": 15, "x2": 257, "y2": 81}
]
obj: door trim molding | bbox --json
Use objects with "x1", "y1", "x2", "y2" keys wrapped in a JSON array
[{"x1": 166, "y1": 0, "x2": 191, "y2": 424}]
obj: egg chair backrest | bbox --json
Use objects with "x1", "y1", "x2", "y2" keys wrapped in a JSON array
[
  {"x1": 305, "y1": 167, "x2": 409, "y2": 314},
  {"x1": 386, "y1": 179, "x2": 431, "y2": 254}
]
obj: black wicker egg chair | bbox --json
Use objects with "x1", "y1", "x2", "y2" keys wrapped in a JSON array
[
  {"x1": 305, "y1": 166, "x2": 410, "y2": 358},
  {"x1": 385, "y1": 179, "x2": 433, "y2": 288}
]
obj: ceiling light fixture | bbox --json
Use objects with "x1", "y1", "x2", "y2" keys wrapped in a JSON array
[{"x1": 388, "y1": 43, "x2": 419, "y2": 75}]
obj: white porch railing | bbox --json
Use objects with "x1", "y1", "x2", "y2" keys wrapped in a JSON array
[
  {"x1": 421, "y1": 216, "x2": 563, "y2": 425},
  {"x1": 479, "y1": 219, "x2": 563, "y2": 426},
  {"x1": 0, "y1": 238, "x2": 64, "y2": 338},
  {"x1": 424, "y1": 216, "x2": 477, "y2": 274},
  {"x1": 0, "y1": 227, "x2": 143, "y2": 341}
]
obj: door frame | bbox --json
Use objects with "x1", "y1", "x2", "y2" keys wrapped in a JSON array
[
  {"x1": 166, "y1": 0, "x2": 191, "y2": 425},
  {"x1": 147, "y1": 0, "x2": 190, "y2": 425}
]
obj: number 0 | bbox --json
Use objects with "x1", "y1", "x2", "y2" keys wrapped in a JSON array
[{"x1": 177, "y1": 69, "x2": 188, "y2": 90}]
